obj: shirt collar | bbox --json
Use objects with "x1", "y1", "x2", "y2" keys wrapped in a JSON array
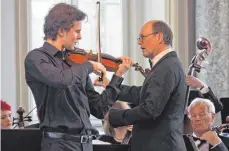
[
  {"x1": 43, "y1": 42, "x2": 60, "y2": 56},
  {"x1": 151, "y1": 48, "x2": 174, "y2": 67}
]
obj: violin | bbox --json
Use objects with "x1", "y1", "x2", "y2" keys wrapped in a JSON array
[
  {"x1": 65, "y1": 47, "x2": 150, "y2": 77},
  {"x1": 13, "y1": 106, "x2": 34, "y2": 129}
]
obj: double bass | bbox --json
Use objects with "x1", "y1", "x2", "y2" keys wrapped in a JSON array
[{"x1": 184, "y1": 37, "x2": 212, "y2": 134}]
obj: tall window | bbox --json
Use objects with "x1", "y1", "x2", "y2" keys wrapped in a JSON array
[{"x1": 28, "y1": 0, "x2": 122, "y2": 133}]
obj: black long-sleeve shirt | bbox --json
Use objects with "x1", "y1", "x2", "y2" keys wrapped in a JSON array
[{"x1": 24, "y1": 42, "x2": 123, "y2": 132}]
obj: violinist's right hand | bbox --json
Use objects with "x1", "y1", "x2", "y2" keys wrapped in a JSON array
[
  {"x1": 115, "y1": 56, "x2": 133, "y2": 77},
  {"x1": 89, "y1": 61, "x2": 107, "y2": 74},
  {"x1": 93, "y1": 76, "x2": 110, "y2": 88}
]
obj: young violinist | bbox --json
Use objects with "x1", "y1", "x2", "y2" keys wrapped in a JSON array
[
  {"x1": 1, "y1": 100, "x2": 12, "y2": 129},
  {"x1": 24, "y1": 3, "x2": 132, "y2": 151},
  {"x1": 186, "y1": 98, "x2": 228, "y2": 151}
]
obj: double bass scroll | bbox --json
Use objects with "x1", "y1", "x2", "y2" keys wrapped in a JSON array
[{"x1": 184, "y1": 37, "x2": 212, "y2": 110}]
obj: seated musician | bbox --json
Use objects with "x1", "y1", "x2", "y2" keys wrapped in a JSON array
[
  {"x1": 98, "y1": 101, "x2": 132, "y2": 144},
  {"x1": 185, "y1": 98, "x2": 228, "y2": 151},
  {"x1": 1, "y1": 100, "x2": 12, "y2": 129},
  {"x1": 185, "y1": 75, "x2": 223, "y2": 134}
]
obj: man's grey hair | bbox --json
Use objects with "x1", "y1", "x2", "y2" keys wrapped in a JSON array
[
  {"x1": 152, "y1": 21, "x2": 173, "y2": 46},
  {"x1": 188, "y1": 98, "x2": 216, "y2": 114}
]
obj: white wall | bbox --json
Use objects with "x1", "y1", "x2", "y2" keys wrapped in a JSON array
[
  {"x1": 1, "y1": 0, "x2": 17, "y2": 116},
  {"x1": 142, "y1": 0, "x2": 166, "y2": 22},
  {"x1": 123, "y1": 0, "x2": 166, "y2": 85}
]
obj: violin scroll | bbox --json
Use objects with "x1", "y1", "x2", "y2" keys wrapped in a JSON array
[
  {"x1": 13, "y1": 106, "x2": 32, "y2": 129},
  {"x1": 212, "y1": 124, "x2": 229, "y2": 134},
  {"x1": 13, "y1": 106, "x2": 25, "y2": 129},
  {"x1": 133, "y1": 63, "x2": 151, "y2": 78}
]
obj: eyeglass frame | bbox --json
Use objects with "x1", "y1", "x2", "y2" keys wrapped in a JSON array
[
  {"x1": 137, "y1": 32, "x2": 158, "y2": 42},
  {"x1": 189, "y1": 112, "x2": 214, "y2": 120}
]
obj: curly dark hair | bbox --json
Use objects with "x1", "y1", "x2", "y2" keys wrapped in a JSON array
[{"x1": 43, "y1": 3, "x2": 87, "y2": 40}]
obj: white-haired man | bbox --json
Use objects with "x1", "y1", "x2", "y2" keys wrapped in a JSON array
[{"x1": 185, "y1": 98, "x2": 228, "y2": 151}]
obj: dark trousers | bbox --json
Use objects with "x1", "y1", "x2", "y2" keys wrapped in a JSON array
[{"x1": 41, "y1": 136, "x2": 93, "y2": 151}]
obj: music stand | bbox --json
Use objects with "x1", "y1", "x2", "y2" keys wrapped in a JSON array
[
  {"x1": 1, "y1": 129, "x2": 42, "y2": 151},
  {"x1": 1, "y1": 129, "x2": 131, "y2": 151}
]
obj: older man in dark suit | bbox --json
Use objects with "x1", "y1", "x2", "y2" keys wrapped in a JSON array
[
  {"x1": 95, "y1": 20, "x2": 187, "y2": 151},
  {"x1": 185, "y1": 98, "x2": 228, "y2": 151},
  {"x1": 184, "y1": 75, "x2": 223, "y2": 134}
]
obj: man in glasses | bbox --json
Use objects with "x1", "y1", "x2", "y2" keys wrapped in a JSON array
[
  {"x1": 185, "y1": 98, "x2": 227, "y2": 151},
  {"x1": 94, "y1": 20, "x2": 187, "y2": 151}
]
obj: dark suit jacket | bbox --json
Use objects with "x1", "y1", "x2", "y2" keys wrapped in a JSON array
[
  {"x1": 189, "y1": 88, "x2": 223, "y2": 113},
  {"x1": 109, "y1": 51, "x2": 187, "y2": 151},
  {"x1": 183, "y1": 135, "x2": 228, "y2": 151}
]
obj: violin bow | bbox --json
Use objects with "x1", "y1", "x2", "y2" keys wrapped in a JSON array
[{"x1": 96, "y1": 1, "x2": 103, "y2": 81}]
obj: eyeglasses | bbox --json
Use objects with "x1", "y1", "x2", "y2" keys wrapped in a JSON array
[
  {"x1": 189, "y1": 112, "x2": 212, "y2": 120},
  {"x1": 137, "y1": 32, "x2": 158, "y2": 42}
]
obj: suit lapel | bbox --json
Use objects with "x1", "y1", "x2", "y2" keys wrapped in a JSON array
[{"x1": 143, "y1": 51, "x2": 178, "y2": 83}]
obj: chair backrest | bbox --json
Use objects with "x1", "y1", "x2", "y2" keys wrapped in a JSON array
[{"x1": 220, "y1": 97, "x2": 229, "y2": 123}]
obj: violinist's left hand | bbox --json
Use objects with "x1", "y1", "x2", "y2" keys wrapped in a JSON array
[{"x1": 115, "y1": 56, "x2": 133, "y2": 77}]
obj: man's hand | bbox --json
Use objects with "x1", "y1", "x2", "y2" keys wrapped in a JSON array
[
  {"x1": 126, "y1": 125, "x2": 133, "y2": 132},
  {"x1": 104, "y1": 111, "x2": 109, "y2": 121},
  {"x1": 200, "y1": 131, "x2": 221, "y2": 146},
  {"x1": 186, "y1": 75, "x2": 205, "y2": 89},
  {"x1": 94, "y1": 76, "x2": 110, "y2": 88},
  {"x1": 89, "y1": 61, "x2": 107, "y2": 76},
  {"x1": 115, "y1": 56, "x2": 134, "y2": 77}
]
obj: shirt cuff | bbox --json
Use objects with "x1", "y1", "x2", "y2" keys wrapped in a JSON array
[
  {"x1": 108, "y1": 74, "x2": 124, "y2": 87},
  {"x1": 211, "y1": 140, "x2": 222, "y2": 149},
  {"x1": 109, "y1": 108, "x2": 126, "y2": 127},
  {"x1": 200, "y1": 84, "x2": 209, "y2": 94}
]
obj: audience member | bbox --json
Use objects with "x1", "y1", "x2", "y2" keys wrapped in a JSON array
[{"x1": 1, "y1": 100, "x2": 12, "y2": 129}]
